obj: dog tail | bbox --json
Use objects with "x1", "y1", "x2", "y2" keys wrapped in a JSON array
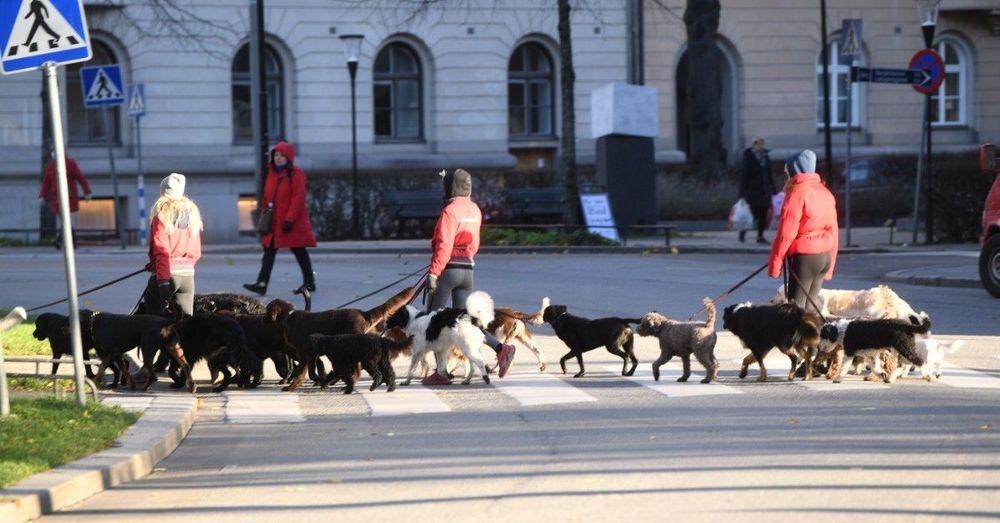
[
  {"x1": 465, "y1": 291, "x2": 495, "y2": 329},
  {"x1": 363, "y1": 287, "x2": 415, "y2": 328},
  {"x1": 384, "y1": 335, "x2": 415, "y2": 352},
  {"x1": 907, "y1": 314, "x2": 932, "y2": 335},
  {"x1": 946, "y1": 339, "x2": 965, "y2": 354},
  {"x1": 703, "y1": 297, "x2": 716, "y2": 330},
  {"x1": 524, "y1": 297, "x2": 549, "y2": 325}
]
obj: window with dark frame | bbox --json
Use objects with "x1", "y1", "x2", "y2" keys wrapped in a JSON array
[
  {"x1": 373, "y1": 43, "x2": 423, "y2": 140},
  {"x1": 232, "y1": 44, "x2": 284, "y2": 143},
  {"x1": 508, "y1": 43, "x2": 555, "y2": 138},
  {"x1": 67, "y1": 41, "x2": 121, "y2": 145}
]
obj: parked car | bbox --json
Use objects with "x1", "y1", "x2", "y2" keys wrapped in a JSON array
[{"x1": 979, "y1": 144, "x2": 1000, "y2": 298}]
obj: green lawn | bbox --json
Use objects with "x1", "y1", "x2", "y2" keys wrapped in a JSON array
[
  {"x1": 0, "y1": 312, "x2": 48, "y2": 356},
  {"x1": 0, "y1": 397, "x2": 139, "y2": 488}
]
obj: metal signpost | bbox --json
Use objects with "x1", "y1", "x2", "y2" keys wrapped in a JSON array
[
  {"x1": 1, "y1": 0, "x2": 92, "y2": 406},
  {"x1": 839, "y1": 19, "x2": 862, "y2": 247},
  {"x1": 910, "y1": 47, "x2": 945, "y2": 245},
  {"x1": 127, "y1": 83, "x2": 148, "y2": 245},
  {"x1": 80, "y1": 64, "x2": 126, "y2": 249}
]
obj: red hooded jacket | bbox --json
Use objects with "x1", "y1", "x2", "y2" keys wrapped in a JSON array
[
  {"x1": 768, "y1": 173, "x2": 839, "y2": 280},
  {"x1": 430, "y1": 196, "x2": 481, "y2": 277},
  {"x1": 39, "y1": 157, "x2": 90, "y2": 214},
  {"x1": 260, "y1": 142, "x2": 317, "y2": 249}
]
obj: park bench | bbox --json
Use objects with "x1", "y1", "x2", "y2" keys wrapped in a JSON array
[
  {"x1": 382, "y1": 190, "x2": 442, "y2": 237},
  {"x1": 503, "y1": 186, "x2": 565, "y2": 221}
]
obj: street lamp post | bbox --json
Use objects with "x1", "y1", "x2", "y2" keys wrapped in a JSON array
[
  {"x1": 916, "y1": 0, "x2": 940, "y2": 244},
  {"x1": 340, "y1": 34, "x2": 364, "y2": 240}
]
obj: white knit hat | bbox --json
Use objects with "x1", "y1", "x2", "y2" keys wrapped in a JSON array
[{"x1": 159, "y1": 173, "x2": 186, "y2": 198}]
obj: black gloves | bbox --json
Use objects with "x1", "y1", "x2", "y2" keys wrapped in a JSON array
[
  {"x1": 282, "y1": 221, "x2": 293, "y2": 233},
  {"x1": 157, "y1": 280, "x2": 174, "y2": 314}
]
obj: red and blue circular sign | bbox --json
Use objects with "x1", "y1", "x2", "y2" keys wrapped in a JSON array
[{"x1": 909, "y1": 49, "x2": 945, "y2": 94}]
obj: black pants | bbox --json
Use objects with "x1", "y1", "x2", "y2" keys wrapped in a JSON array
[
  {"x1": 256, "y1": 246, "x2": 314, "y2": 287},
  {"x1": 427, "y1": 266, "x2": 502, "y2": 354},
  {"x1": 787, "y1": 253, "x2": 831, "y2": 313},
  {"x1": 749, "y1": 204, "x2": 769, "y2": 239},
  {"x1": 144, "y1": 273, "x2": 195, "y2": 316}
]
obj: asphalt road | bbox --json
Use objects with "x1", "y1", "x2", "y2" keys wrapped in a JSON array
[{"x1": 1, "y1": 250, "x2": 997, "y2": 522}]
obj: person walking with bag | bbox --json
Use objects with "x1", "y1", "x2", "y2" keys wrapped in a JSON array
[
  {"x1": 768, "y1": 150, "x2": 839, "y2": 311},
  {"x1": 145, "y1": 173, "x2": 202, "y2": 316},
  {"x1": 422, "y1": 168, "x2": 516, "y2": 385},
  {"x1": 738, "y1": 137, "x2": 777, "y2": 244},
  {"x1": 244, "y1": 141, "x2": 317, "y2": 296},
  {"x1": 39, "y1": 150, "x2": 92, "y2": 248}
]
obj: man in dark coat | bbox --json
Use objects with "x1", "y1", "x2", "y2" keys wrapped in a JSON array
[{"x1": 738, "y1": 137, "x2": 777, "y2": 244}]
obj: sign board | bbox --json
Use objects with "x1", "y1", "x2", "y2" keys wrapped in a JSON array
[
  {"x1": 580, "y1": 193, "x2": 620, "y2": 242},
  {"x1": 1, "y1": 0, "x2": 91, "y2": 75},
  {"x1": 838, "y1": 19, "x2": 863, "y2": 62},
  {"x1": 851, "y1": 66, "x2": 930, "y2": 85},
  {"x1": 126, "y1": 82, "x2": 145, "y2": 118},
  {"x1": 909, "y1": 49, "x2": 945, "y2": 94},
  {"x1": 80, "y1": 64, "x2": 124, "y2": 107}
]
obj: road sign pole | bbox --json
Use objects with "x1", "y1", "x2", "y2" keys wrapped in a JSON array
[
  {"x1": 845, "y1": 57, "x2": 854, "y2": 247},
  {"x1": 44, "y1": 61, "x2": 87, "y2": 406},
  {"x1": 103, "y1": 106, "x2": 125, "y2": 249},
  {"x1": 925, "y1": 92, "x2": 934, "y2": 244},
  {"x1": 135, "y1": 115, "x2": 147, "y2": 246},
  {"x1": 912, "y1": 95, "x2": 929, "y2": 245}
]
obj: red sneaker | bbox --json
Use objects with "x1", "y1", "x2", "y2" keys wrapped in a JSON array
[
  {"x1": 497, "y1": 344, "x2": 516, "y2": 378},
  {"x1": 421, "y1": 371, "x2": 453, "y2": 386}
]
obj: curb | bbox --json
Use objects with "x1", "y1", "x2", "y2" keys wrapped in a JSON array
[
  {"x1": 0, "y1": 395, "x2": 198, "y2": 523},
  {"x1": 883, "y1": 270, "x2": 982, "y2": 290}
]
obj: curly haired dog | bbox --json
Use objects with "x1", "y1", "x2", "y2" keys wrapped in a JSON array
[
  {"x1": 722, "y1": 302, "x2": 822, "y2": 382},
  {"x1": 194, "y1": 293, "x2": 266, "y2": 315},
  {"x1": 637, "y1": 297, "x2": 718, "y2": 383},
  {"x1": 308, "y1": 333, "x2": 413, "y2": 393},
  {"x1": 543, "y1": 305, "x2": 641, "y2": 378},
  {"x1": 818, "y1": 316, "x2": 931, "y2": 383}
]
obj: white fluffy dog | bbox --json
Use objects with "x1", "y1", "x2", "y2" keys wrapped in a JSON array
[
  {"x1": 771, "y1": 284, "x2": 920, "y2": 320},
  {"x1": 385, "y1": 290, "x2": 495, "y2": 385},
  {"x1": 895, "y1": 339, "x2": 965, "y2": 381}
]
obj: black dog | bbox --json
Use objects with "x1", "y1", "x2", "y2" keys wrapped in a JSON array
[
  {"x1": 79, "y1": 310, "x2": 183, "y2": 391},
  {"x1": 194, "y1": 293, "x2": 266, "y2": 315},
  {"x1": 167, "y1": 314, "x2": 259, "y2": 393},
  {"x1": 722, "y1": 302, "x2": 822, "y2": 382},
  {"x1": 819, "y1": 316, "x2": 930, "y2": 383},
  {"x1": 308, "y1": 333, "x2": 413, "y2": 394},
  {"x1": 32, "y1": 312, "x2": 97, "y2": 379},
  {"x1": 542, "y1": 305, "x2": 640, "y2": 378},
  {"x1": 217, "y1": 312, "x2": 292, "y2": 387}
]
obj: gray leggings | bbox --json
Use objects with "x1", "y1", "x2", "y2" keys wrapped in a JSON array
[
  {"x1": 428, "y1": 266, "x2": 502, "y2": 353},
  {"x1": 787, "y1": 252, "x2": 831, "y2": 314},
  {"x1": 145, "y1": 273, "x2": 195, "y2": 316}
]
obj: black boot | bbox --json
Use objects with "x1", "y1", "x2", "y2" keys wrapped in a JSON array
[
  {"x1": 738, "y1": 230, "x2": 746, "y2": 243},
  {"x1": 243, "y1": 282, "x2": 267, "y2": 296}
]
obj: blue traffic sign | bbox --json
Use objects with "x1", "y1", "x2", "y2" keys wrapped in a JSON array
[
  {"x1": 126, "y1": 83, "x2": 146, "y2": 118},
  {"x1": 1, "y1": 0, "x2": 91, "y2": 75},
  {"x1": 851, "y1": 66, "x2": 930, "y2": 85},
  {"x1": 80, "y1": 64, "x2": 124, "y2": 107},
  {"x1": 838, "y1": 19, "x2": 863, "y2": 62}
]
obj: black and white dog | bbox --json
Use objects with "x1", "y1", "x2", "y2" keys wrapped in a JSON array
[
  {"x1": 818, "y1": 316, "x2": 931, "y2": 383},
  {"x1": 722, "y1": 302, "x2": 822, "y2": 382},
  {"x1": 385, "y1": 291, "x2": 495, "y2": 385}
]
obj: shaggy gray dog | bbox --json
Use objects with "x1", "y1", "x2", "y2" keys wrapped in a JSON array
[{"x1": 637, "y1": 297, "x2": 718, "y2": 383}]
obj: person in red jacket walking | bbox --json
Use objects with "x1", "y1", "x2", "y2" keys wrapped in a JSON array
[
  {"x1": 144, "y1": 173, "x2": 202, "y2": 316},
  {"x1": 768, "y1": 150, "x2": 839, "y2": 312},
  {"x1": 423, "y1": 168, "x2": 516, "y2": 385},
  {"x1": 244, "y1": 141, "x2": 317, "y2": 296},
  {"x1": 39, "y1": 153, "x2": 91, "y2": 247}
]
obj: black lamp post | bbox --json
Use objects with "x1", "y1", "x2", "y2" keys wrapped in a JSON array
[
  {"x1": 340, "y1": 34, "x2": 364, "y2": 240},
  {"x1": 917, "y1": 0, "x2": 940, "y2": 244}
]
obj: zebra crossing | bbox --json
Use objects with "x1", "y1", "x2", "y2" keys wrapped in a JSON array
[{"x1": 223, "y1": 390, "x2": 305, "y2": 424}]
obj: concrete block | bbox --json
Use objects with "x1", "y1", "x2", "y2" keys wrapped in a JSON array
[{"x1": 591, "y1": 83, "x2": 659, "y2": 139}]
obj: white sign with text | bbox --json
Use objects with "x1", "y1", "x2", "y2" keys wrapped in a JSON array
[{"x1": 580, "y1": 193, "x2": 619, "y2": 242}]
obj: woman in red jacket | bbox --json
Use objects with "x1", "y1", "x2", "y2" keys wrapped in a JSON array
[
  {"x1": 768, "y1": 150, "x2": 839, "y2": 311},
  {"x1": 145, "y1": 173, "x2": 202, "y2": 315},
  {"x1": 39, "y1": 153, "x2": 91, "y2": 248},
  {"x1": 244, "y1": 141, "x2": 317, "y2": 296}
]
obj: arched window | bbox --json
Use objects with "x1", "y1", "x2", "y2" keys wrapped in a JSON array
[
  {"x1": 373, "y1": 42, "x2": 422, "y2": 140},
  {"x1": 232, "y1": 43, "x2": 284, "y2": 142},
  {"x1": 67, "y1": 41, "x2": 120, "y2": 144},
  {"x1": 932, "y1": 39, "x2": 968, "y2": 125},
  {"x1": 815, "y1": 38, "x2": 861, "y2": 127},
  {"x1": 508, "y1": 43, "x2": 555, "y2": 137}
]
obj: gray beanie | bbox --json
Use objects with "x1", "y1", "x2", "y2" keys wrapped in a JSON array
[
  {"x1": 785, "y1": 150, "x2": 817, "y2": 176},
  {"x1": 441, "y1": 169, "x2": 472, "y2": 199},
  {"x1": 159, "y1": 172, "x2": 186, "y2": 198}
]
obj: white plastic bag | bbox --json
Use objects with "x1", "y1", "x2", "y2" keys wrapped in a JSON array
[
  {"x1": 769, "y1": 192, "x2": 786, "y2": 229},
  {"x1": 728, "y1": 199, "x2": 754, "y2": 230}
]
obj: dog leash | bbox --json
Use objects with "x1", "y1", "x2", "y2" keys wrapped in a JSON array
[
  {"x1": 335, "y1": 263, "x2": 430, "y2": 309},
  {"x1": 27, "y1": 267, "x2": 148, "y2": 313},
  {"x1": 786, "y1": 265, "x2": 828, "y2": 323},
  {"x1": 687, "y1": 263, "x2": 768, "y2": 320}
]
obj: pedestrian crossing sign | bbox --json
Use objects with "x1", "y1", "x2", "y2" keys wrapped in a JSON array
[
  {"x1": 1, "y1": 0, "x2": 91, "y2": 75},
  {"x1": 80, "y1": 64, "x2": 124, "y2": 107},
  {"x1": 839, "y1": 19, "x2": 863, "y2": 62},
  {"x1": 127, "y1": 83, "x2": 146, "y2": 118}
]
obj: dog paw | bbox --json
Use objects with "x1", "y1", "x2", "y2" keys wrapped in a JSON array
[
  {"x1": 538, "y1": 363, "x2": 547, "y2": 372},
  {"x1": 280, "y1": 385, "x2": 295, "y2": 392},
  {"x1": 700, "y1": 377, "x2": 712, "y2": 384},
  {"x1": 482, "y1": 375, "x2": 491, "y2": 384},
  {"x1": 676, "y1": 376, "x2": 688, "y2": 383},
  {"x1": 738, "y1": 370, "x2": 748, "y2": 379},
  {"x1": 573, "y1": 372, "x2": 585, "y2": 378},
  {"x1": 756, "y1": 376, "x2": 767, "y2": 383}
]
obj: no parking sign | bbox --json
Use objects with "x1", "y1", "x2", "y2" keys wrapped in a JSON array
[{"x1": 909, "y1": 49, "x2": 945, "y2": 95}]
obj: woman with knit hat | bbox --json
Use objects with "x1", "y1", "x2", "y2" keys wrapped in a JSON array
[
  {"x1": 144, "y1": 172, "x2": 203, "y2": 316},
  {"x1": 768, "y1": 149, "x2": 839, "y2": 311}
]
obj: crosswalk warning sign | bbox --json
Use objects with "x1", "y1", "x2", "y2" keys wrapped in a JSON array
[
  {"x1": 127, "y1": 83, "x2": 146, "y2": 118},
  {"x1": 839, "y1": 19, "x2": 863, "y2": 62},
  {"x1": 80, "y1": 64, "x2": 125, "y2": 107},
  {"x1": 1, "y1": 0, "x2": 91, "y2": 75}
]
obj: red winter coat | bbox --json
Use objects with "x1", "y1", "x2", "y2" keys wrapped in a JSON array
[
  {"x1": 39, "y1": 157, "x2": 91, "y2": 214},
  {"x1": 430, "y1": 196, "x2": 482, "y2": 277},
  {"x1": 768, "y1": 173, "x2": 839, "y2": 280},
  {"x1": 260, "y1": 141, "x2": 317, "y2": 249},
  {"x1": 149, "y1": 214, "x2": 202, "y2": 282}
]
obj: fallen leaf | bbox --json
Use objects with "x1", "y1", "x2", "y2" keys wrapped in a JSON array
[
  {"x1": 788, "y1": 419, "x2": 799, "y2": 425},
  {"x1": 982, "y1": 423, "x2": 993, "y2": 430}
]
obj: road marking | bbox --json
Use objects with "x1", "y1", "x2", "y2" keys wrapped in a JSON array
[
  {"x1": 102, "y1": 395, "x2": 153, "y2": 412},
  {"x1": 363, "y1": 385, "x2": 451, "y2": 416},
  {"x1": 731, "y1": 355, "x2": 890, "y2": 390},
  {"x1": 491, "y1": 371, "x2": 598, "y2": 406},
  {"x1": 937, "y1": 365, "x2": 1000, "y2": 389},
  {"x1": 607, "y1": 365, "x2": 742, "y2": 397},
  {"x1": 224, "y1": 390, "x2": 305, "y2": 424}
]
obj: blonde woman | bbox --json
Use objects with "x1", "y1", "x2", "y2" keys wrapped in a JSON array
[{"x1": 145, "y1": 173, "x2": 202, "y2": 315}]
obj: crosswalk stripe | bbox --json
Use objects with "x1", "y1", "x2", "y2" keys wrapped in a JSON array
[
  {"x1": 607, "y1": 365, "x2": 742, "y2": 397},
  {"x1": 491, "y1": 371, "x2": 598, "y2": 406},
  {"x1": 937, "y1": 365, "x2": 1000, "y2": 389},
  {"x1": 729, "y1": 355, "x2": 890, "y2": 390},
  {"x1": 101, "y1": 396, "x2": 153, "y2": 412},
  {"x1": 224, "y1": 390, "x2": 304, "y2": 424},
  {"x1": 362, "y1": 385, "x2": 451, "y2": 416}
]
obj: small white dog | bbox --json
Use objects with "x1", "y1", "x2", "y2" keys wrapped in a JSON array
[
  {"x1": 895, "y1": 339, "x2": 965, "y2": 381},
  {"x1": 385, "y1": 291, "x2": 495, "y2": 385}
]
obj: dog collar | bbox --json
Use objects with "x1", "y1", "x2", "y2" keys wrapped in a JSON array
[{"x1": 549, "y1": 311, "x2": 568, "y2": 327}]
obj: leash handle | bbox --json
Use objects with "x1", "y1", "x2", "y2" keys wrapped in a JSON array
[{"x1": 27, "y1": 267, "x2": 148, "y2": 313}]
